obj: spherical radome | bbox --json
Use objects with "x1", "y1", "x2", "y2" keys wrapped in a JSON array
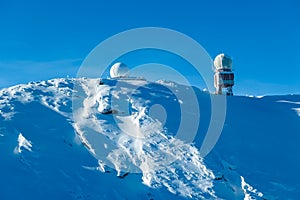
[
  {"x1": 214, "y1": 53, "x2": 232, "y2": 70},
  {"x1": 110, "y1": 62, "x2": 130, "y2": 78}
]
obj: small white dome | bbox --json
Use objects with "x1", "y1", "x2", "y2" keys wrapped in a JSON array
[
  {"x1": 109, "y1": 62, "x2": 130, "y2": 78},
  {"x1": 214, "y1": 53, "x2": 232, "y2": 70}
]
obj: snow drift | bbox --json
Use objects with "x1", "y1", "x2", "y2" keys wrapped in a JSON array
[{"x1": 0, "y1": 78, "x2": 299, "y2": 199}]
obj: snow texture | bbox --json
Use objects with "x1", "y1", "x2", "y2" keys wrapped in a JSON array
[
  {"x1": 14, "y1": 133, "x2": 32, "y2": 153},
  {"x1": 0, "y1": 78, "x2": 299, "y2": 199}
]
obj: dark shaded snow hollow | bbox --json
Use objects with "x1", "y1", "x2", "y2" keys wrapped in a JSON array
[{"x1": 0, "y1": 78, "x2": 299, "y2": 199}]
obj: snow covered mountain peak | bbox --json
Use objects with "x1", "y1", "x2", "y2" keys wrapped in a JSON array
[{"x1": 0, "y1": 78, "x2": 299, "y2": 199}]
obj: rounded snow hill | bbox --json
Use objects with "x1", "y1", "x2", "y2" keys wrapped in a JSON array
[{"x1": 0, "y1": 78, "x2": 299, "y2": 199}]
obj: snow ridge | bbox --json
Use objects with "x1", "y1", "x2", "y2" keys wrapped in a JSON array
[
  {"x1": 3, "y1": 78, "x2": 298, "y2": 199},
  {"x1": 73, "y1": 79, "x2": 217, "y2": 199}
]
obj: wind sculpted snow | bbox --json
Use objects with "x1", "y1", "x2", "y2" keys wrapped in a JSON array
[{"x1": 0, "y1": 78, "x2": 299, "y2": 199}]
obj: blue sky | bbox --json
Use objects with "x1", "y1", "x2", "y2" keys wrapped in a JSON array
[{"x1": 0, "y1": 0, "x2": 299, "y2": 95}]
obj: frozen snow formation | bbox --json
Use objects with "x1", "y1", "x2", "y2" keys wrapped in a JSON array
[
  {"x1": 0, "y1": 78, "x2": 299, "y2": 199},
  {"x1": 14, "y1": 133, "x2": 32, "y2": 153}
]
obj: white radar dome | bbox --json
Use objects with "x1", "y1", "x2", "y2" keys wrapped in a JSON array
[
  {"x1": 109, "y1": 62, "x2": 130, "y2": 78},
  {"x1": 214, "y1": 53, "x2": 232, "y2": 70}
]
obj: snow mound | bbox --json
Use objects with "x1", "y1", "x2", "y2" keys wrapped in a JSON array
[{"x1": 0, "y1": 78, "x2": 299, "y2": 199}]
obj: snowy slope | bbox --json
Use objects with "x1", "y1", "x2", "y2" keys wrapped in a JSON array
[{"x1": 0, "y1": 78, "x2": 299, "y2": 199}]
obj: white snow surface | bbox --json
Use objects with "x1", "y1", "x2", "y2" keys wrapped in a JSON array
[
  {"x1": 277, "y1": 100, "x2": 300, "y2": 117},
  {"x1": 293, "y1": 108, "x2": 300, "y2": 117},
  {"x1": 14, "y1": 133, "x2": 32, "y2": 153},
  {"x1": 0, "y1": 78, "x2": 299, "y2": 199}
]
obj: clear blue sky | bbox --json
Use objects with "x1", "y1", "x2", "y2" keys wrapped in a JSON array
[{"x1": 0, "y1": 0, "x2": 299, "y2": 95}]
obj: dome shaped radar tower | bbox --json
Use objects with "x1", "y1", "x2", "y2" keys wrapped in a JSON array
[
  {"x1": 213, "y1": 53, "x2": 234, "y2": 95},
  {"x1": 109, "y1": 62, "x2": 130, "y2": 79}
]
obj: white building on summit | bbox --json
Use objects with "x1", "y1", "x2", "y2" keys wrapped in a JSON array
[
  {"x1": 213, "y1": 53, "x2": 234, "y2": 96},
  {"x1": 109, "y1": 62, "x2": 130, "y2": 78}
]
